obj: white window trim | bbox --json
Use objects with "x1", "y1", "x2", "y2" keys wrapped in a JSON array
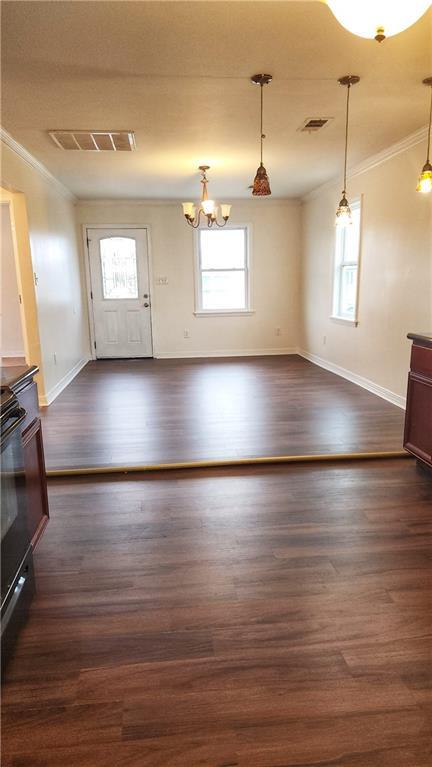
[
  {"x1": 194, "y1": 224, "x2": 252, "y2": 315},
  {"x1": 331, "y1": 197, "x2": 362, "y2": 326}
]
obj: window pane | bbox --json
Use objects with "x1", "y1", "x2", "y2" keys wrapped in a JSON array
[
  {"x1": 100, "y1": 237, "x2": 138, "y2": 299},
  {"x1": 201, "y1": 270, "x2": 246, "y2": 310},
  {"x1": 200, "y1": 229, "x2": 246, "y2": 270},
  {"x1": 339, "y1": 265, "x2": 357, "y2": 317},
  {"x1": 342, "y1": 206, "x2": 360, "y2": 264}
]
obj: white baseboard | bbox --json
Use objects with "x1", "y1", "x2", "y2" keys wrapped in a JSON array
[
  {"x1": 298, "y1": 349, "x2": 406, "y2": 410},
  {"x1": 39, "y1": 357, "x2": 89, "y2": 407},
  {"x1": 154, "y1": 347, "x2": 298, "y2": 359}
]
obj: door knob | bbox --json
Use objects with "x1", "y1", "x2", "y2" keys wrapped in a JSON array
[{"x1": 144, "y1": 302, "x2": 150, "y2": 308}]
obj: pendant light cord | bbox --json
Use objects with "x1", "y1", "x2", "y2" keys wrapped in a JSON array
[
  {"x1": 260, "y1": 83, "x2": 264, "y2": 165},
  {"x1": 343, "y1": 83, "x2": 351, "y2": 195},
  {"x1": 427, "y1": 85, "x2": 432, "y2": 164}
]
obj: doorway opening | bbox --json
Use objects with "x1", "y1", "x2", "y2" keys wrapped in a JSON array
[{"x1": 1, "y1": 201, "x2": 26, "y2": 366}]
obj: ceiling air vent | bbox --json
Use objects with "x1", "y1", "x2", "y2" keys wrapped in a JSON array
[
  {"x1": 48, "y1": 131, "x2": 136, "y2": 151},
  {"x1": 298, "y1": 118, "x2": 333, "y2": 133}
]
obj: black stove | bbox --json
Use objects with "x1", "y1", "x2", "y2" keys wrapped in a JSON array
[{"x1": 1, "y1": 386, "x2": 35, "y2": 671}]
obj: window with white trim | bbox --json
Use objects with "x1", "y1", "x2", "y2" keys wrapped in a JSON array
[
  {"x1": 196, "y1": 227, "x2": 250, "y2": 313},
  {"x1": 332, "y1": 200, "x2": 361, "y2": 322}
]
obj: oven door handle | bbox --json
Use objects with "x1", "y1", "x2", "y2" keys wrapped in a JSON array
[
  {"x1": 1, "y1": 407, "x2": 26, "y2": 443},
  {"x1": 1, "y1": 573, "x2": 27, "y2": 636}
]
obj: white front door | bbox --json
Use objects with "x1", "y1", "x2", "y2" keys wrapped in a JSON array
[{"x1": 87, "y1": 228, "x2": 153, "y2": 358}]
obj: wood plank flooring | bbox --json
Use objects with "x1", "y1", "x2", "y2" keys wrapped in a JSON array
[
  {"x1": 40, "y1": 356, "x2": 405, "y2": 469},
  {"x1": 2, "y1": 459, "x2": 431, "y2": 766}
]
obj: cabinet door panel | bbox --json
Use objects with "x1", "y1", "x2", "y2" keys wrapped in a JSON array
[
  {"x1": 404, "y1": 374, "x2": 432, "y2": 466},
  {"x1": 411, "y1": 344, "x2": 432, "y2": 378},
  {"x1": 22, "y1": 418, "x2": 49, "y2": 548}
]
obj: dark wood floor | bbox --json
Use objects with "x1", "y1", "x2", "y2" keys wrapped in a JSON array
[
  {"x1": 2, "y1": 458, "x2": 431, "y2": 766},
  {"x1": 40, "y1": 356, "x2": 405, "y2": 469}
]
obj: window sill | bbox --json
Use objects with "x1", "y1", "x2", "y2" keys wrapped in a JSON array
[
  {"x1": 194, "y1": 310, "x2": 255, "y2": 317},
  {"x1": 330, "y1": 315, "x2": 359, "y2": 327}
]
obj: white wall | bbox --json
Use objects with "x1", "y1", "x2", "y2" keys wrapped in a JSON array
[
  {"x1": 300, "y1": 139, "x2": 432, "y2": 403},
  {"x1": 1, "y1": 202, "x2": 25, "y2": 357},
  {"x1": 76, "y1": 199, "x2": 301, "y2": 357},
  {"x1": 1, "y1": 142, "x2": 90, "y2": 402}
]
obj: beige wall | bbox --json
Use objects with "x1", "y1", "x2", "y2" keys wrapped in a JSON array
[
  {"x1": 300, "y1": 140, "x2": 432, "y2": 403},
  {"x1": 1, "y1": 143, "x2": 90, "y2": 403},
  {"x1": 1, "y1": 202, "x2": 25, "y2": 356},
  {"x1": 76, "y1": 200, "x2": 301, "y2": 357}
]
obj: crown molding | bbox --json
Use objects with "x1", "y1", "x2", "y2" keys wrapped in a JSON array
[
  {"x1": 302, "y1": 125, "x2": 429, "y2": 203},
  {"x1": 75, "y1": 197, "x2": 300, "y2": 206},
  {"x1": 1, "y1": 127, "x2": 76, "y2": 202}
]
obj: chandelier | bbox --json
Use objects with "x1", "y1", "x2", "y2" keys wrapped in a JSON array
[
  {"x1": 325, "y1": 0, "x2": 431, "y2": 43},
  {"x1": 335, "y1": 75, "x2": 360, "y2": 227},
  {"x1": 417, "y1": 77, "x2": 432, "y2": 194},
  {"x1": 251, "y1": 74, "x2": 272, "y2": 196},
  {"x1": 182, "y1": 166, "x2": 231, "y2": 228}
]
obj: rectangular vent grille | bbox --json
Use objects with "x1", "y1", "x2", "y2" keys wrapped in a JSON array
[
  {"x1": 299, "y1": 118, "x2": 333, "y2": 133},
  {"x1": 49, "y1": 131, "x2": 136, "y2": 151}
]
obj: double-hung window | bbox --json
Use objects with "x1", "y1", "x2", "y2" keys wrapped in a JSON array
[
  {"x1": 332, "y1": 199, "x2": 361, "y2": 323},
  {"x1": 195, "y1": 227, "x2": 250, "y2": 313}
]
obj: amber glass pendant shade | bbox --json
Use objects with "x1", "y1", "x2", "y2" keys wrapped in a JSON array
[
  {"x1": 252, "y1": 163, "x2": 271, "y2": 196},
  {"x1": 335, "y1": 195, "x2": 352, "y2": 227},
  {"x1": 417, "y1": 163, "x2": 432, "y2": 194},
  {"x1": 416, "y1": 79, "x2": 432, "y2": 194},
  {"x1": 250, "y1": 74, "x2": 272, "y2": 197}
]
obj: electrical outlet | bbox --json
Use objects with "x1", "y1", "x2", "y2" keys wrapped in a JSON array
[
  {"x1": 275, "y1": 327, "x2": 281, "y2": 336},
  {"x1": 183, "y1": 329, "x2": 190, "y2": 339}
]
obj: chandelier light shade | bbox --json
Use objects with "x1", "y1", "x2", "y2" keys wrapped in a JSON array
[
  {"x1": 326, "y1": 0, "x2": 431, "y2": 43},
  {"x1": 251, "y1": 73, "x2": 272, "y2": 196},
  {"x1": 182, "y1": 166, "x2": 231, "y2": 228},
  {"x1": 335, "y1": 75, "x2": 360, "y2": 227},
  {"x1": 417, "y1": 77, "x2": 432, "y2": 194}
]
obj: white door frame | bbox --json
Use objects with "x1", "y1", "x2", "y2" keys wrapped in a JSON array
[{"x1": 82, "y1": 224, "x2": 155, "y2": 360}]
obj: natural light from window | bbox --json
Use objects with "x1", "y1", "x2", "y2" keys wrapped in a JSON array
[
  {"x1": 197, "y1": 228, "x2": 249, "y2": 312},
  {"x1": 332, "y1": 201, "x2": 361, "y2": 322}
]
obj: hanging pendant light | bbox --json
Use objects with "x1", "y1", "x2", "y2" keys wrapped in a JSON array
[
  {"x1": 326, "y1": 1, "x2": 431, "y2": 43},
  {"x1": 417, "y1": 77, "x2": 432, "y2": 194},
  {"x1": 335, "y1": 75, "x2": 360, "y2": 227},
  {"x1": 251, "y1": 74, "x2": 272, "y2": 196},
  {"x1": 182, "y1": 166, "x2": 231, "y2": 228}
]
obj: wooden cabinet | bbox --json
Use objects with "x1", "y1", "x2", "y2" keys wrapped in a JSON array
[{"x1": 404, "y1": 334, "x2": 432, "y2": 470}]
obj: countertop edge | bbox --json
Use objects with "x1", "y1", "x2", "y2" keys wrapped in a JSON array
[
  {"x1": 0, "y1": 364, "x2": 39, "y2": 393},
  {"x1": 407, "y1": 332, "x2": 432, "y2": 345}
]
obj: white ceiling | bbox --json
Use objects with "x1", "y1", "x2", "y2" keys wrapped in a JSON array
[{"x1": 1, "y1": 1, "x2": 431, "y2": 199}]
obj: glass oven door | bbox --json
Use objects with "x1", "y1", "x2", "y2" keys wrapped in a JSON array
[{"x1": 1, "y1": 404, "x2": 30, "y2": 607}]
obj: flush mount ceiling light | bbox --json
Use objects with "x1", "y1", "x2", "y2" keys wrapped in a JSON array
[
  {"x1": 325, "y1": 0, "x2": 431, "y2": 43},
  {"x1": 182, "y1": 166, "x2": 231, "y2": 228},
  {"x1": 417, "y1": 77, "x2": 432, "y2": 194},
  {"x1": 251, "y1": 74, "x2": 272, "y2": 196},
  {"x1": 335, "y1": 75, "x2": 360, "y2": 228}
]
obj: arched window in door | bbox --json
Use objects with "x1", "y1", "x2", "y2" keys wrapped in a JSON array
[{"x1": 100, "y1": 237, "x2": 138, "y2": 299}]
